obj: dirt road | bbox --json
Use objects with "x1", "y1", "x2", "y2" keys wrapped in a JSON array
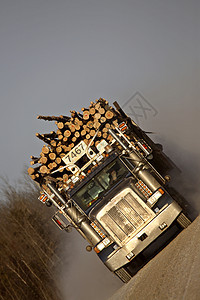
[{"x1": 109, "y1": 215, "x2": 200, "y2": 300}]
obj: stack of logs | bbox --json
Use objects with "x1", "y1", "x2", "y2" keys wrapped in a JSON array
[{"x1": 28, "y1": 98, "x2": 123, "y2": 185}]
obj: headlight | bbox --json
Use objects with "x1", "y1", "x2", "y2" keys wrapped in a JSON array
[
  {"x1": 94, "y1": 237, "x2": 111, "y2": 253},
  {"x1": 147, "y1": 188, "x2": 164, "y2": 207}
]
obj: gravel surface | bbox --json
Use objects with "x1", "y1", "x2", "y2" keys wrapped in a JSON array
[{"x1": 109, "y1": 215, "x2": 200, "y2": 300}]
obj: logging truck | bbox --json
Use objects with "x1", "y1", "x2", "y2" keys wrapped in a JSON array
[{"x1": 29, "y1": 99, "x2": 191, "y2": 282}]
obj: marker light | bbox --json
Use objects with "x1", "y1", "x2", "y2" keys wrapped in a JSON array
[
  {"x1": 118, "y1": 122, "x2": 128, "y2": 132},
  {"x1": 38, "y1": 193, "x2": 48, "y2": 204},
  {"x1": 91, "y1": 222, "x2": 106, "y2": 239},
  {"x1": 135, "y1": 180, "x2": 153, "y2": 199}
]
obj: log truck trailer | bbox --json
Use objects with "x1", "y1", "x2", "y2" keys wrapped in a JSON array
[{"x1": 32, "y1": 100, "x2": 191, "y2": 283}]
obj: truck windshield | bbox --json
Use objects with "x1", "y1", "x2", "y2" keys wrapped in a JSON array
[{"x1": 72, "y1": 158, "x2": 129, "y2": 211}]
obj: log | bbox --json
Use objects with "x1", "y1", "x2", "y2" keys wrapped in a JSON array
[
  {"x1": 77, "y1": 112, "x2": 83, "y2": 119},
  {"x1": 56, "y1": 157, "x2": 62, "y2": 164},
  {"x1": 72, "y1": 136, "x2": 77, "y2": 143},
  {"x1": 35, "y1": 133, "x2": 51, "y2": 145},
  {"x1": 107, "y1": 134, "x2": 113, "y2": 142},
  {"x1": 56, "y1": 146, "x2": 62, "y2": 154},
  {"x1": 42, "y1": 131, "x2": 57, "y2": 138},
  {"x1": 30, "y1": 155, "x2": 38, "y2": 160},
  {"x1": 65, "y1": 145, "x2": 72, "y2": 152},
  {"x1": 83, "y1": 111, "x2": 90, "y2": 120},
  {"x1": 28, "y1": 167, "x2": 36, "y2": 175},
  {"x1": 95, "y1": 102, "x2": 100, "y2": 110},
  {"x1": 83, "y1": 125, "x2": 90, "y2": 132},
  {"x1": 90, "y1": 129, "x2": 96, "y2": 137},
  {"x1": 50, "y1": 140, "x2": 57, "y2": 148},
  {"x1": 64, "y1": 130, "x2": 71, "y2": 137},
  {"x1": 37, "y1": 115, "x2": 70, "y2": 122},
  {"x1": 30, "y1": 173, "x2": 40, "y2": 180},
  {"x1": 62, "y1": 136, "x2": 68, "y2": 143},
  {"x1": 74, "y1": 131, "x2": 80, "y2": 138},
  {"x1": 57, "y1": 122, "x2": 65, "y2": 130},
  {"x1": 94, "y1": 112, "x2": 101, "y2": 120},
  {"x1": 94, "y1": 121, "x2": 101, "y2": 129},
  {"x1": 48, "y1": 162, "x2": 53, "y2": 169},
  {"x1": 89, "y1": 140, "x2": 94, "y2": 146},
  {"x1": 60, "y1": 153, "x2": 66, "y2": 158},
  {"x1": 97, "y1": 131, "x2": 102, "y2": 138},
  {"x1": 74, "y1": 123, "x2": 80, "y2": 131},
  {"x1": 70, "y1": 110, "x2": 76, "y2": 118},
  {"x1": 105, "y1": 110, "x2": 114, "y2": 119},
  {"x1": 69, "y1": 143, "x2": 74, "y2": 148},
  {"x1": 30, "y1": 156, "x2": 40, "y2": 165},
  {"x1": 83, "y1": 139, "x2": 90, "y2": 145},
  {"x1": 52, "y1": 162, "x2": 57, "y2": 169},
  {"x1": 86, "y1": 121, "x2": 94, "y2": 129},
  {"x1": 70, "y1": 111, "x2": 83, "y2": 121},
  {"x1": 60, "y1": 115, "x2": 70, "y2": 121},
  {"x1": 62, "y1": 174, "x2": 69, "y2": 181},
  {"x1": 40, "y1": 165, "x2": 49, "y2": 174},
  {"x1": 98, "y1": 107, "x2": 105, "y2": 115},
  {"x1": 81, "y1": 129, "x2": 86, "y2": 136},
  {"x1": 58, "y1": 134, "x2": 63, "y2": 140},
  {"x1": 68, "y1": 123, "x2": 76, "y2": 132},
  {"x1": 102, "y1": 132, "x2": 108, "y2": 139},
  {"x1": 100, "y1": 116, "x2": 106, "y2": 123},
  {"x1": 75, "y1": 117, "x2": 83, "y2": 126},
  {"x1": 39, "y1": 156, "x2": 48, "y2": 164},
  {"x1": 61, "y1": 145, "x2": 68, "y2": 152},
  {"x1": 56, "y1": 129, "x2": 62, "y2": 135},
  {"x1": 49, "y1": 152, "x2": 56, "y2": 160},
  {"x1": 102, "y1": 127, "x2": 108, "y2": 133},
  {"x1": 89, "y1": 107, "x2": 96, "y2": 115},
  {"x1": 42, "y1": 146, "x2": 50, "y2": 154},
  {"x1": 81, "y1": 107, "x2": 87, "y2": 111},
  {"x1": 112, "y1": 119, "x2": 118, "y2": 127}
]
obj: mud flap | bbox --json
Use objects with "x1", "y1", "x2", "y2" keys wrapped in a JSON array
[
  {"x1": 176, "y1": 212, "x2": 192, "y2": 229},
  {"x1": 114, "y1": 267, "x2": 132, "y2": 283}
]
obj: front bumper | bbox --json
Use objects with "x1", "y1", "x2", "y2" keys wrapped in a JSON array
[{"x1": 104, "y1": 200, "x2": 182, "y2": 272}]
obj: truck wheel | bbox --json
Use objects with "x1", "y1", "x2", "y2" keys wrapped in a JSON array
[
  {"x1": 114, "y1": 267, "x2": 132, "y2": 283},
  {"x1": 176, "y1": 212, "x2": 192, "y2": 229}
]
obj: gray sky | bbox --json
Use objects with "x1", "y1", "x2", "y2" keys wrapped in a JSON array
[
  {"x1": 0, "y1": 0, "x2": 199, "y2": 181},
  {"x1": 0, "y1": 1, "x2": 199, "y2": 299}
]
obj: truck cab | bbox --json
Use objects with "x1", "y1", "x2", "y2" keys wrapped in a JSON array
[{"x1": 67, "y1": 143, "x2": 185, "y2": 282}]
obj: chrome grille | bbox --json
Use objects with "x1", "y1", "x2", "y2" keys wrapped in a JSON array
[{"x1": 98, "y1": 190, "x2": 154, "y2": 245}]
